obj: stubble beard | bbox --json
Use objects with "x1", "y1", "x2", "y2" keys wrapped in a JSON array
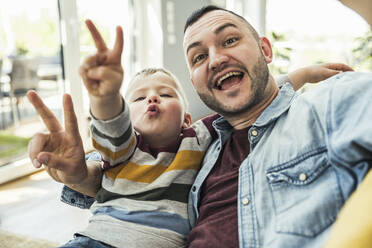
[{"x1": 198, "y1": 55, "x2": 269, "y2": 117}]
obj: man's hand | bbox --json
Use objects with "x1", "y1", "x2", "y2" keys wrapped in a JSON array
[
  {"x1": 289, "y1": 63, "x2": 354, "y2": 91},
  {"x1": 27, "y1": 90, "x2": 88, "y2": 185}
]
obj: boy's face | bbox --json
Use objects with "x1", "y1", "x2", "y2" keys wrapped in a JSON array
[{"x1": 127, "y1": 72, "x2": 190, "y2": 147}]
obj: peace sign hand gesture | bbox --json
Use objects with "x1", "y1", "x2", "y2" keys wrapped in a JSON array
[
  {"x1": 27, "y1": 91, "x2": 88, "y2": 185},
  {"x1": 79, "y1": 19, "x2": 124, "y2": 97},
  {"x1": 80, "y1": 20, "x2": 124, "y2": 120}
]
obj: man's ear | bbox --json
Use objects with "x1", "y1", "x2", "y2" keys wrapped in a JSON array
[
  {"x1": 260, "y1": 37, "x2": 273, "y2": 64},
  {"x1": 190, "y1": 76, "x2": 195, "y2": 86},
  {"x1": 182, "y1": 113, "x2": 192, "y2": 128}
]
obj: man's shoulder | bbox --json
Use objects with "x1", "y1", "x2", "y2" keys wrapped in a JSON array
[
  {"x1": 326, "y1": 71, "x2": 371, "y2": 86},
  {"x1": 298, "y1": 72, "x2": 371, "y2": 102}
]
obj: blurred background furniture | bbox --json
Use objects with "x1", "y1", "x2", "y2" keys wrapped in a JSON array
[{"x1": 2, "y1": 57, "x2": 40, "y2": 125}]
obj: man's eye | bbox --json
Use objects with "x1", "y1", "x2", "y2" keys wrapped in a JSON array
[
  {"x1": 134, "y1": 96, "x2": 145, "y2": 102},
  {"x1": 160, "y1": 94, "x2": 172, "y2": 98},
  {"x1": 193, "y1": 54, "x2": 207, "y2": 64},
  {"x1": 224, "y1": 37, "x2": 238, "y2": 46}
]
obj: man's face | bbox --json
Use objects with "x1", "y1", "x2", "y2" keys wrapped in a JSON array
[{"x1": 183, "y1": 10, "x2": 271, "y2": 117}]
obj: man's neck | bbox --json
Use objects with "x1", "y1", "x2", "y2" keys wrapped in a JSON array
[{"x1": 227, "y1": 79, "x2": 279, "y2": 130}]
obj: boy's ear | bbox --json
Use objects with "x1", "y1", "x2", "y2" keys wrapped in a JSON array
[{"x1": 182, "y1": 113, "x2": 192, "y2": 128}]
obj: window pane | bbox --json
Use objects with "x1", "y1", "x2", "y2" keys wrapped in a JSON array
[
  {"x1": 266, "y1": 0, "x2": 370, "y2": 76},
  {"x1": 0, "y1": 0, "x2": 62, "y2": 168}
]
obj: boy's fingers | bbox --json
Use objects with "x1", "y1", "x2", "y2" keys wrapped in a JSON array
[
  {"x1": 82, "y1": 54, "x2": 106, "y2": 70},
  {"x1": 26, "y1": 90, "x2": 62, "y2": 133},
  {"x1": 87, "y1": 66, "x2": 121, "y2": 81},
  {"x1": 112, "y1": 26, "x2": 124, "y2": 63},
  {"x1": 63, "y1": 94, "x2": 81, "y2": 138},
  {"x1": 85, "y1": 19, "x2": 107, "y2": 53}
]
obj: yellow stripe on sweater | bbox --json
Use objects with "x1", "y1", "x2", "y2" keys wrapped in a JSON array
[
  {"x1": 92, "y1": 135, "x2": 136, "y2": 161},
  {"x1": 105, "y1": 150, "x2": 205, "y2": 183}
]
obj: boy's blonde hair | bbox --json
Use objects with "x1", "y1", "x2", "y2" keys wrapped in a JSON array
[{"x1": 125, "y1": 68, "x2": 189, "y2": 111}]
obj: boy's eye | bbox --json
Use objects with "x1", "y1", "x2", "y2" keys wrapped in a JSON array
[
  {"x1": 193, "y1": 54, "x2": 207, "y2": 64},
  {"x1": 224, "y1": 37, "x2": 238, "y2": 46},
  {"x1": 134, "y1": 96, "x2": 145, "y2": 102},
  {"x1": 160, "y1": 94, "x2": 172, "y2": 98}
]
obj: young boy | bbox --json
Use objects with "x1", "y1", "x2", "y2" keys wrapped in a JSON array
[
  {"x1": 77, "y1": 67, "x2": 217, "y2": 247},
  {"x1": 63, "y1": 20, "x2": 218, "y2": 247},
  {"x1": 27, "y1": 19, "x2": 352, "y2": 248}
]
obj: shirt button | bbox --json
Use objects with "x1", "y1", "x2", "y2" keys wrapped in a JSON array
[
  {"x1": 299, "y1": 173, "x2": 307, "y2": 181},
  {"x1": 251, "y1": 130, "x2": 258, "y2": 137},
  {"x1": 192, "y1": 186, "x2": 197, "y2": 192},
  {"x1": 71, "y1": 198, "x2": 76, "y2": 203},
  {"x1": 242, "y1": 198, "x2": 250, "y2": 205}
]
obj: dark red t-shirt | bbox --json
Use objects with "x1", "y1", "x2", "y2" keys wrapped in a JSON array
[{"x1": 187, "y1": 127, "x2": 251, "y2": 248}]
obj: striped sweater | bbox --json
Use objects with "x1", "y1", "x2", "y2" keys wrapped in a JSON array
[{"x1": 79, "y1": 101, "x2": 218, "y2": 248}]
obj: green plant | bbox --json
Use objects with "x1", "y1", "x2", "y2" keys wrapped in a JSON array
[
  {"x1": 15, "y1": 43, "x2": 29, "y2": 56},
  {"x1": 268, "y1": 31, "x2": 293, "y2": 75},
  {"x1": 352, "y1": 31, "x2": 372, "y2": 71},
  {"x1": 11, "y1": 10, "x2": 59, "y2": 57}
]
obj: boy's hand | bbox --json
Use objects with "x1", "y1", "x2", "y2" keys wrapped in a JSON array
[
  {"x1": 79, "y1": 19, "x2": 124, "y2": 98},
  {"x1": 27, "y1": 90, "x2": 88, "y2": 185},
  {"x1": 289, "y1": 63, "x2": 354, "y2": 91}
]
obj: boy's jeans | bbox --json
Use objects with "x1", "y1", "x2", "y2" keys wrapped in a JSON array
[{"x1": 60, "y1": 235, "x2": 115, "y2": 248}]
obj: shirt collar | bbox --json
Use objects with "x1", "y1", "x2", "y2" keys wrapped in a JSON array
[{"x1": 255, "y1": 82, "x2": 296, "y2": 127}]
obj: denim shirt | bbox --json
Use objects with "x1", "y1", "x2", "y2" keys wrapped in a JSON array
[
  {"x1": 189, "y1": 72, "x2": 372, "y2": 247},
  {"x1": 62, "y1": 72, "x2": 372, "y2": 247}
]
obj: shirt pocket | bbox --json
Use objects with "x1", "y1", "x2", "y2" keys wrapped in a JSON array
[{"x1": 266, "y1": 148, "x2": 343, "y2": 237}]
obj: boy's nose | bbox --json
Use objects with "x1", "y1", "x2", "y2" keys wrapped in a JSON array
[{"x1": 148, "y1": 95, "x2": 159, "y2": 103}]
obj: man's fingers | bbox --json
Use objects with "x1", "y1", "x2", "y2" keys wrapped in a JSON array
[
  {"x1": 37, "y1": 152, "x2": 69, "y2": 171},
  {"x1": 112, "y1": 26, "x2": 124, "y2": 64},
  {"x1": 85, "y1": 19, "x2": 108, "y2": 53},
  {"x1": 63, "y1": 94, "x2": 81, "y2": 138},
  {"x1": 27, "y1": 90, "x2": 63, "y2": 133},
  {"x1": 28, "y1": 133, "x2": 49, "y2": 168},
  {"x1": 324, "y1": 63, "x2": 354, "y2": 72}
]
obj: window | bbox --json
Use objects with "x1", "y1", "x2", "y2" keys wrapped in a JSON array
[{"x1": 266, "y1": 0, "x2": 370, "y2": 76}]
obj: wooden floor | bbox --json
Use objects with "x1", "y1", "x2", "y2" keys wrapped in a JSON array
[{"x1": 0, "y1": 170, "x2": 91, "y2": 245}]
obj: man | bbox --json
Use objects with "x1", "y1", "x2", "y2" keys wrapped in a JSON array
[
  {"x1": 182, "y1": 5, "x2": 371, "y2": 247},
  {"x1": 28, "y1": 5, "x2": 366, "y2": 248}
]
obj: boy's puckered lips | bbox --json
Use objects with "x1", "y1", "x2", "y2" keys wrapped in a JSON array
[{"x1": 146, "y1": 104, "x2": 160, "y2": 117}]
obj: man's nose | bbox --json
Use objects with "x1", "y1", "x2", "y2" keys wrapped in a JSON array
[
  {"x1": 209, "y1": 49, "x2": 228, "y2": 71},
  {"x1": 148, "y1": 95, "x2": 160, "y2": 103}
]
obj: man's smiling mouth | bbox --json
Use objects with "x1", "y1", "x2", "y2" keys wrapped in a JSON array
[{"x1": 215, "y1": 71, "x2": 244, "y2": 90}]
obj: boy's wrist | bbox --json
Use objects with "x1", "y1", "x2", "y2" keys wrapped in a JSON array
[
  {"x1": 89, "y1": 92, "x2": 122, "y2": 106},
  {"x1": 90, "y1": 93, "x2": 124, "y2": 120}
]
